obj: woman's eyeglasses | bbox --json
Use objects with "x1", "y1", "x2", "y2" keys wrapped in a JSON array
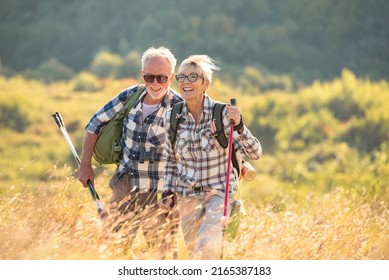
[
  {"x1": 143, "y1": 74, "x2": 170, "y2": 84},
  {"x1": 175, "y1": 73, "x2": 204, "y2": 83}
]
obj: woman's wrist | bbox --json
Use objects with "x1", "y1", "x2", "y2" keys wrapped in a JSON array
[{"x1": 234, "y1": 115, "x2": 244, "y2": 131}]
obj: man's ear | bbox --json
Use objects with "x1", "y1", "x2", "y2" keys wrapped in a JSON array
[{"x1": 169, "y1": 72, "x2": 175, "y2": 82}]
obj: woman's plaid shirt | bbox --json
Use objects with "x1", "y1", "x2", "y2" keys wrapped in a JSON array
[{"x1": 163, "y1": 95, "x2": 262, "y2": 195}]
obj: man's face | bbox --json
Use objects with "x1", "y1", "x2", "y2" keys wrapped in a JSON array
[{"x1": 141, "y1": 57, "x2": 174, "y2": 104}]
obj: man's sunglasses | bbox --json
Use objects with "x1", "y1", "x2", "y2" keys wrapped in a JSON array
[
  {"x1": 175, "y1": 73, "x2": 204, "y2": 83},
  {"x1": 143, "y1": 74, "x2": 170, "y2": 84}
]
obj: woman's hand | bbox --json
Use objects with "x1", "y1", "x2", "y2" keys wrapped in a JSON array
[{"x1": 227, "y1": 104, "x2": 242, "y2": 125}]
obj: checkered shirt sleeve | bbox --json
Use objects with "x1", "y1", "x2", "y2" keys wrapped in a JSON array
[
  {"x1": 163, "y1": 95, "x2": 262, "y2": 194},
  {"x1": 86, "y1": 85, "x2": 183, "y2": 191}
]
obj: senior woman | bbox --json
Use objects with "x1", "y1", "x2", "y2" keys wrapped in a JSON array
[{"x1": 162, "y1": 55, "x2": 262, "y2": 259}]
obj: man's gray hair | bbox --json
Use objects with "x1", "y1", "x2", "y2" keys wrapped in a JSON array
[
  {"x1": 178, "y1": 55, "x2": 220, "y2": 83},
  {"x1": 141, "y1": 46, "x2": 177, "y2": 73}
]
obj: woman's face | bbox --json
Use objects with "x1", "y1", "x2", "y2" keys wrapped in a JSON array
[{"x1": 176, "y1": 65, "x2": 209, "y2": 103}]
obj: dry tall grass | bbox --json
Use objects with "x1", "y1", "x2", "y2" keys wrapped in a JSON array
[{"x1": 1, "y1": 166, "x2": 387, "y2": 260}]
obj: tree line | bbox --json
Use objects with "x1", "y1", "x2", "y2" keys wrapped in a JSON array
[{"x1": 1, "y1": 0, "x2": 388, "y2": 83}]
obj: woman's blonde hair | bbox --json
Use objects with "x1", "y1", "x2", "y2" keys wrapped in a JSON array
[{"x1": 178, "y1": 55, "x2": 220, "y2": 83}]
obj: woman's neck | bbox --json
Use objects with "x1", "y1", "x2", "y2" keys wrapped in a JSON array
[{"x1": 186, "y1": 96, "x2": 204, "y2": 124}]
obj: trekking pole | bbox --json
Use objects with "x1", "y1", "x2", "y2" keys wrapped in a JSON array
[
  {"x1": 221, "y1": 98, "x2": 236, "y2": 259},
  {"x1": 52, "y1": 112, "x2": 107, "y2": 220}
]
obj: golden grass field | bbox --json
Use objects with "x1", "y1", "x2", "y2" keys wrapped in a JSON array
[{"x1": 1, "y1": 165, "x2": 387, "y2": 260}]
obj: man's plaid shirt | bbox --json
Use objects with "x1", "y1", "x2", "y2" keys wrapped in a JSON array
[
  {"x1": 163, "y1": 94, "x2": 262, "y2": 195},
  {"x1": 86, "y1": 84, "x2": 183, "y2": 191}
]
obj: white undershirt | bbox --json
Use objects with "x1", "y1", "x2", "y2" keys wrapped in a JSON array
[{"x1": 142, "y1": 103, "x2": 159, "y2": 121}]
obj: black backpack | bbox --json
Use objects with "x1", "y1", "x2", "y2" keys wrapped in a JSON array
[{"x1": 169, "y1": 101, "x2": 242, "y2": 177}]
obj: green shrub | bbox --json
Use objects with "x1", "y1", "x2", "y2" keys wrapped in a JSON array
[
  {"x1": 23, "y1": 58, "x2": 75, "y2": 83},
  {"x1": 327, "y1": 95, "x2": 364, "y2": 121},
  {"x1": 71, "y1": 72, "x2": 102, "y2": 92},
  {"x1": 116, "y1": 51, "x2": 141, "y2": 79},
  {"x1": 90, "y1": 51, "x2": 123, "y2": 78},
  {"x1": 0, "y1": 100, "x2": 31, "y2": 132},
  {"x1": 341, "y1": 118, "x2": 389, "y2": 153}
]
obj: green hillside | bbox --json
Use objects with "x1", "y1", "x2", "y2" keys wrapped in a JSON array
[{"x1": 1, "y1": 0, "x2": 388, "y2": 82}]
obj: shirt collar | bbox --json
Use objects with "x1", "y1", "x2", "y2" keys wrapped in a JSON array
[
  {"x1": 202, "y1": 94, "x2": 214, "y2": 116},
  {"x1": 182, "y1": 94, "x2": 214, "y2": 117}
]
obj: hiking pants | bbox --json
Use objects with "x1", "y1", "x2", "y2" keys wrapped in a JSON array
[
  {"x1": 177, "y1": 192, "x2": 233, "y2": 259},
  {"x1": 109, "y1": 173, "x2": 171, "y2": 248}
]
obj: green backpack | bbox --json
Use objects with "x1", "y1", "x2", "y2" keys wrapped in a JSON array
[
  {"x1": 169, "y1": 101, "x2": 242, "y2": 177},
  {"x1": 93, "y1": 85, "x2": 145, "y2": 164}
]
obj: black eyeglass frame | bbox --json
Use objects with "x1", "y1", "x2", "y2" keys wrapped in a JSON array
[{"x1": 175, "y1": 73, "x2": 204, "y2": 83}]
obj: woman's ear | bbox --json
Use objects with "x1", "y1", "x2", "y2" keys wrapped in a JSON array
[{"x1": 203, "y1": 78, "x2": 210, "y2": 91}]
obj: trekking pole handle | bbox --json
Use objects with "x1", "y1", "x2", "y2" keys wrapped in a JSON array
[
  {"x1": 87, "y1": 180, "x2": 100, "y2": 200},
  {"x1": 230, "y1": 98, "x2": 237, "y2": 124},
  {"x1": 52, "y1": 112, "x2": 65, "y2": 128}
]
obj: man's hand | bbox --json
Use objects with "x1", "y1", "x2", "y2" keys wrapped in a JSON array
[
  {"x1": 78, "y1": 164, "x2": 94, "y2": 188},
  {"x1": 78, "y1": 132, "x2": 98, "y2": 188},
  {"x1": 159, "y1": 190, "x2": 177, "y2": 213}
]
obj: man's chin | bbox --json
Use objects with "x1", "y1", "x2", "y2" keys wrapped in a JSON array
[{"x1": 147, "y1": 88, "x2": 168, "y2": 101}]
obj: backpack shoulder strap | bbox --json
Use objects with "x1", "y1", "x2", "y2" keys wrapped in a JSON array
[
  {"x1": 116, "y1": 84, "x2": 145, "y2": 122},
  {"x1": 169, "y1": 101, "x2": 184, "y2": 148},
  {"x1": 212, "y1": 102, "x2": 241, "y2": 177},
  {"x1": 212, "y1": 102, "x2": 228, "y2": 148}
]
